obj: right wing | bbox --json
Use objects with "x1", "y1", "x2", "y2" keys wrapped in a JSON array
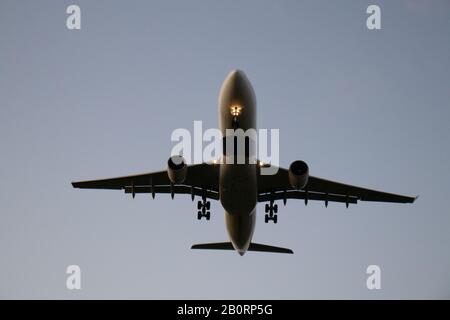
[
  {"x1": 258, "y1": 166, "x2": 417, "y2": 205},
  {"x1": 72, "y1": 163, "x2": 220, "y2": 200}
]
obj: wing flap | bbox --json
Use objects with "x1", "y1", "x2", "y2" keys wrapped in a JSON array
[
  {"x1": 258, "y1": 166, "x2": 416, "y2": 204},
  {"x1": 258, "y1": 190, "x2": 358, "y2": 204},
  {"x1": 124, "y1": 185, "x2": 220, "y2": 200},
  {"x1": 71, "y1": 171, "x2": 170, "y2": 189},
  {"x1": 72, "y1": 163, "x2": 220, "y2": 193},
  {"x1": 307, "y1": 176, "x2": 416, "y2": 203}
]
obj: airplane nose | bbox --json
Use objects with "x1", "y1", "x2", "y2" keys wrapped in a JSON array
[
  {"x1": 229, "y1": 69, "x2": 243, "y2": 78},
  {"x1": 218, "y1": 68, "x2": 256, "y2": 132},
  {"x1": 238, "y1": 250, "x2": 246, "y2": 256},
  {"x1": 227, "y1": 69, "x2": 245, "y2": 84}
]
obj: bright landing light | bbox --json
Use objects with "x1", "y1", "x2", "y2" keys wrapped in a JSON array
[{"x1": 230, "y1": 105, "x2": 242, "y2": 116}]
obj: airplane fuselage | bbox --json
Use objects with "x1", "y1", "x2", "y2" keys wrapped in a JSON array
[{"x1": 218, "y1": 70, "x2": 257, "y2": 255}]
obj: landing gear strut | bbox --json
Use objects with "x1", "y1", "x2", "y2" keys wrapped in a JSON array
[
  {"x1": 264, "y1": 200, "x2": 278, "y2": 224},
  {"x1": 232, "y1": 117, "x2": 239, "y2": 130},
  {"x1": 197, "y1": 197, "x2": 211, "y2": 221}
]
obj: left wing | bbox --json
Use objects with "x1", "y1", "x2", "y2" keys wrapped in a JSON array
[
  {"x1": 72, "y1": 163, "x2": 220, "y2": 200},
  {"x1": 258, "y1": 166, "x2": 417, "y2": 205}
]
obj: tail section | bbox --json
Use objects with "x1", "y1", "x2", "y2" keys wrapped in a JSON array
[
  {"x1": 248, "y1": 242, "x2": 293, "y2": 254},
  {"x1": 191, "y1": 242, "x2": 234, "y2": 251},
  {"x1": 191, "y1": 242, "x2": 293, "y2": 254}
]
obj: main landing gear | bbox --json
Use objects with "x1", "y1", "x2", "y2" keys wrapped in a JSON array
[
  {"x1": 264, "y1": 200, "x2": 278, "y2": 224},
  {"x1": 197, "y1": 197, "x2": 211, "y2": 221}
]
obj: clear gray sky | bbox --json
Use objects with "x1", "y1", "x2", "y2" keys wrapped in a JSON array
[{"x1": 1, "y1": 0, "x2": 449, "y2": 299}]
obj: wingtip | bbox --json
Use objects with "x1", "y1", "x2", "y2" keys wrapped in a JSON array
[{"x1": 414, "y1": 195, "x2": 419, "y2": 202}]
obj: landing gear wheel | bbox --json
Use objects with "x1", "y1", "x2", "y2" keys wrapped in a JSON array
[
  {"x1": 265, "y1": 204, "x2": 270, "y2": 213},
  {"x1": 273, "y1": 204, "x2": 278, "y2": 214},
  {"x1": 273, "y1": 215, "x2": 278, "y2": 224},
  {"x1": 195, "y1": 198, "x2": 211, "y2": 221},
  {"x1": 265, "y1": 214, "x2": 269, "y2": 223}
]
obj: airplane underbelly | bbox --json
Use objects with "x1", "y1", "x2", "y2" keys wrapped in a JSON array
[
  {"x1": 219, "y1": 163, "x2": 257, "y2": 215},
  {"x1": 225, "y1": 208, "x2": 256, "y2": 252},
  {"x1": 220, "y1": 163, "x2": 257, "y2": 251}
]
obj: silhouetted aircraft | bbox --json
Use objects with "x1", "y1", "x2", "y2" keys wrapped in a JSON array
[{"x1": 72, "y1": 70, "x2": 417, "y2": 255}]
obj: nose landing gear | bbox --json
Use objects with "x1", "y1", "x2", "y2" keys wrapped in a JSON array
[
  {"x1": 264, "y1": 200, "x2": 278, "y2": 223},
  {"x1": 232, "y1": 116, "x2": 239, "y2": 130}
]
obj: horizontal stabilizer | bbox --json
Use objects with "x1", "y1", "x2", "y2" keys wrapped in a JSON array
[
  {"x1": 248, "y1": 242, "x2": 293, "y2": 254},
  {"x1": 191, "y1": 242, "x2": 293, "y2": 254}
]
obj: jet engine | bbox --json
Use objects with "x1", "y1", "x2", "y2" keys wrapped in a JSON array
[
  {"x1": 288, "y1": 160, "x2": 309, "y2": 190},
  {"x1": 167, "y1": 155, "x2": 187, "y2": 184}
]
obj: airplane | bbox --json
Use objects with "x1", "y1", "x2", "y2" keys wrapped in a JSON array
[{"x1": 72, "y1": 69, "x2": 417, "y2": 256}]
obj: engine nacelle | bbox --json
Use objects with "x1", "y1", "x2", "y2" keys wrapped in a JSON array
[
  {"x1": 167, "y1": 155, "x2": 187, "y2": 184},
  {"x1": 288, "y1": 160, "x2": 309, "y2": 190}
]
